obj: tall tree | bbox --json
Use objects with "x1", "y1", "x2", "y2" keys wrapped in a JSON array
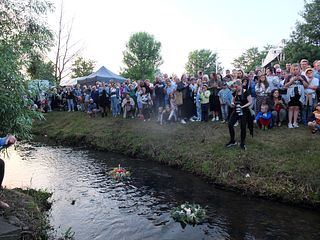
[
  {"x1": 27, "y1": 54, "x2": 55, "y2": 81},
  {"x1": 185, "y1": 49, "x2": 220, "y2": 76},
  {"x1": 122, "y1": 32, "x2": 163, "y2": 80},
  {"x1": 53, "y1": 1, "x2": 82, "y2": 85},
  {"x1": 0, "y1": 0, "x2": 53, "y2": 138},
  {"x1": 233, "y1": 46, "x2": 272, "y2": 73},
  {"x1": 283, "y1": 0, "x2": 320, "y2": 63},
  {"x1": 71, "y1": 57, "x2": 95, "y2": 78}
]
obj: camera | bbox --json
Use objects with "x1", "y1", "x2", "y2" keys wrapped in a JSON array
[{"x1": 236, "y1": 104, "x2": 243, "y2": 116}]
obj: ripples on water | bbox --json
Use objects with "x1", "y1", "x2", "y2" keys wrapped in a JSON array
[{"x1": 3, "y1": 143, "x2": 320, "y2": 240}]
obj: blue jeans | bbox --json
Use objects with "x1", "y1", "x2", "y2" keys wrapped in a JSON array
[
  {"x1": 302, "y1": 105, "x2": 314, "y2": 125},
  {"x1": 221, "y1": 104, "x2": 229, "y2": 121},
  {"x1": 111, "y1": 97, "x2": 119, "y2": 116},
  {"x1": 67, "y1": 99, "x2": 74, "y2": 111},
  {"x1": 196, "y1": 101, "x2": 201, "y2": 120}
]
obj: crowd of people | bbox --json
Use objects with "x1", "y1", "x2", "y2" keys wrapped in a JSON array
[{"x1": 28, "y1": 58, "x2": 320, "y2": 148}]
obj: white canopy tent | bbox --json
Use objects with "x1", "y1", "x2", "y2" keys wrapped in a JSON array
[
  {"x1": 262, "y1": 47, "x2": 284, "y2": 68},
  {"x1": 60, "y1": 76, "x2": 86, "y2": 86},
  {"x1": 59, "y1": 66, "x2": 126, "y2": 86}
]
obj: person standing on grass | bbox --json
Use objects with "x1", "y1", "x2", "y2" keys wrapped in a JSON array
[
  {"x1": 225, "y1": 80, "x2": 253, "y2": 150},
  {"x1": 0, "y1": 134, "x2": 17, "y2": 209},
  {"x1": 284, "y1": 63, "x2": 308, "y2": 128},
  {"x1": 302, "y1": 68, "x2": 319, "y2": 125},
  {"x1": 200, "y1": 84, "x2": 211, "y2": 122},
  {"x1": 218, "y1": 82, "x2": 232, "y2": 123}
]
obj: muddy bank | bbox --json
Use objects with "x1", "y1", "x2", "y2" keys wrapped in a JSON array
[{"x1": 0, "y1": 188, "x2": 51, "y2": 239}]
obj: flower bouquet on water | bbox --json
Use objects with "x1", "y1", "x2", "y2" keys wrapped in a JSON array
[
  {"x1": 171, "y1": 203, "x2": 206, "y2": 226},
  {"x1": 109, "y1": 164, "x2": 131, "y2": 180}
]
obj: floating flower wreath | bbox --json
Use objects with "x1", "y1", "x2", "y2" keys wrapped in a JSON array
[
  {"x1": 171, "y1": 203, "x2": 206, "y2": 225},
  {"x1": 109, "y1": 164, "x2": 131, "y2": 180}
]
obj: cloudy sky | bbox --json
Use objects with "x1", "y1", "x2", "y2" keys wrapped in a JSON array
[{"x1": 48, "y1": 0, "x2": 305, "y2": 77}]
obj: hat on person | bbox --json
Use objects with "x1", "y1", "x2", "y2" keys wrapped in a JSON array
[
  {"x1": 203, "y1": 84, "x2": 208, "y2": 87},
  {"x1": 305, "y1": 67, "x2": 313, "y2": 73}
]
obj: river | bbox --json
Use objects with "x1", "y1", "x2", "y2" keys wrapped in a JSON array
[{"x1": 2, "y1": 142, "x2": 320, "y2": 240}]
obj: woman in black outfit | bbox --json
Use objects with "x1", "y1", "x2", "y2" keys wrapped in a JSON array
[
  {"x1": 225, "y1": 80, "x2": 253, "y2": 150},
  {"x1": 99, "y1": 89, "x2": 109, "y2": 117}
]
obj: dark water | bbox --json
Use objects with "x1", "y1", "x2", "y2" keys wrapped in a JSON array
[{"x1": 3, "y1": 143, "x2": 320, "y2": 240}]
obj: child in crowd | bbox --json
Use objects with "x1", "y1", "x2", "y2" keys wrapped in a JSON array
[
  {"x1": 255, "y1": 104, "x2": 272, "y2": 130},
  {"x1": 302, "y1": 68, "x2": 319, "y2": 125},
  {"x1": 255, "y1": 74, "x2": 270, "y2": 115},
  {"x1": 200, "y1": 84, "x2": 211, "y2": 122},
  {"x1": 168, "y1": 92, "x2": 177, "y2": 122},
  {"x1": 87, "y1": 98, "x2": 97, "y2": 117},
  {"x1": 121, "y1": 93, "x2": 135, "y2": 119},
  {"x1": 140, "y1": 87, "x2": 152, "y2": 121},
  {"x1": 218, "y1": 82, "x2": 232, "y2": 123},
  {"x1": 195, "y1": 79, "x2": 202, "y2": 121},
  {"x1": 269, "y1": 90, "x2": 287, "y2": 127},
  {"x1": 308, "y1": 103, "x2": 320, "y2": 134},
  {"x1": 160, "y1": 106, "x2": 170, "y2": 125},
  {"x1": 136, "y1": 86, "x2": 143, "y2": 120}
]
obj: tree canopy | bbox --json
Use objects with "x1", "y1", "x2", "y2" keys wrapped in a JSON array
[
  {"x1": 185, "y1": 49, "x2": 220, "y2": 76},
  {"x1": 122, "y1": 32, "x2": 163, "y2": 80},
  {"x1": 283, "y1": 0, "x2": 320, "y2": 63},
  {"x1": 0, "y1": 0, "x2": 53, "y2": 139},
  {"x1": 71, "y1": 57, "x2": 95, "y2": 78},
  {"x1": 233, "y1": 46, "x2": 272, "y2": 72},
  {"x1": 27, "y1": 54, "x2": 55, "y2": 81}
]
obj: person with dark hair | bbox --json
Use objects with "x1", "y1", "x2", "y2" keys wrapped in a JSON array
[
  {"x1": 99, "y1": 89, "x2": 109, "y2": 117},
  {"x1": 122, "y1": 93, "x2": 135, "y2": 119},
  {"x1": 255, "y1": 74, "x2": 270, "y2": 115},
  {"x1": 308, "y1": 102, "x2": 320, "y2": 134},
  {"x1": 225, "y1": 80, "x2": 253, "y2": 150},
  {"x1": 266, "y1": 67, "x2": 280, "y2": 92},
  {"x1": 0, "y1": 134, "x2": 17, "y2": 209},
  {"x1": 209, "y1": 72, "x2": 222, "y2": 121},
  {"x1": 268, "y1": 89, "x2": 287, "y2": 127},
  {"x1": 66, "y1": 88, "x2": 75, "y2": 112}
]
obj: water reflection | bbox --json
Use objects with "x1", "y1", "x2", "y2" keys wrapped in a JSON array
[{"x1": 2, "y1": 143, "x2": 320, "y2": 240}]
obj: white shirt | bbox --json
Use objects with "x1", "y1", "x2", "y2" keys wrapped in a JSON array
[{"x1": 305, "y1": 77, "x2": 319, "y2": 96}]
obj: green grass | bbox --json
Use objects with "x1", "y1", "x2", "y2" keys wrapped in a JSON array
[{"x1": 33, "y1": 112, "x2": 320, "y2": 207}]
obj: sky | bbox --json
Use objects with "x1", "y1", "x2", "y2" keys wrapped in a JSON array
[{"x1": 47, "y1": 0, "x2": 305, "y2": 77}]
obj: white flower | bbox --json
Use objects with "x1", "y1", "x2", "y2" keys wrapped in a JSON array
[
  {"x1": 185, "y1": 208, "x2": 191, "y2": 215},
  {"x1": 245, "y1": 173, "x2": 250, "y2": 178}
]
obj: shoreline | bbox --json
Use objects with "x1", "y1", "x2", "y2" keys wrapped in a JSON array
[
  {"x1": 32, "y1": 112, "x2": 320, "y2": 210},
  {"x1": 0, "y1": 188, "x2": 52, "y2": 239}
]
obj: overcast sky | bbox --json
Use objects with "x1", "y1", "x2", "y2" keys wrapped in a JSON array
[{"x1": 48, "y1": 0, "x2": 305, "y2": 77}]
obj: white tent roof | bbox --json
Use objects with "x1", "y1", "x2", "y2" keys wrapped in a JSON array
[
  {"x1": 60, "y1": 76, "x2": 86, "y2": 86},
  {"x1": 262, "y1": 48, "x2": 283, "y2": 67}
]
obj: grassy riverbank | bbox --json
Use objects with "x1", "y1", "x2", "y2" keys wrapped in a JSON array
[
  {"x1": 0, "y1": 188, "x2": 52, "y2": 239},
  {"x1": 33, "y1": 112, "x2": 320, "y2": 208}
]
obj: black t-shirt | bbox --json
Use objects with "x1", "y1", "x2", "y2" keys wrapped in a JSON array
[{"x1": 233, "y1": 89, "x2": 251, "y2": 108}]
